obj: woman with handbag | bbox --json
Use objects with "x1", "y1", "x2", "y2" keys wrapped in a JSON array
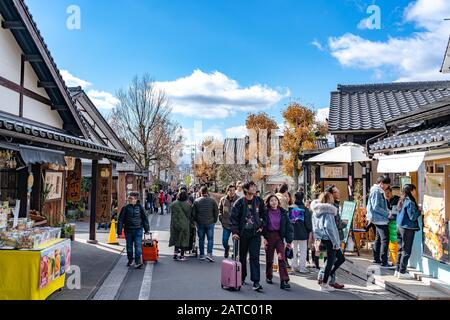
[
  {"x1": 263, "y1": 194, "x2": 294, "y2": 290},
  {"x1": 395, "y1": 184, "x2": 421, "y2": 279},
  {"x1": 311, "y1": 192, "x2": 345, "y2": 293}
]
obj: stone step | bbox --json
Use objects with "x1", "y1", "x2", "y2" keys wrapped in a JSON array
[{"x1": 430, "y1": 280, "x2": 450, "y2": 296}]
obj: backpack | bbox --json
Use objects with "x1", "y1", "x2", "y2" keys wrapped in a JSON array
[{"x1": 289, "y1": 207, "x2": 305, "y2": 224}]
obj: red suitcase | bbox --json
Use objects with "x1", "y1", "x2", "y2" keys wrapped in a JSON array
[
  {"x1": 221, "y1": 240, "x2": 241, "y2": 291},
  {"x1": 142, "y1": 233, "x2": 159, "y2": 263}
]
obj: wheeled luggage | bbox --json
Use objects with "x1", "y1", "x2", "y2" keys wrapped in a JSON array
[
  {"x1": 221, "y1": 239, "x2": 241, "y2": 291},
  {"x1": 186, "y1": 224, "x2": 198, "y2": 258},
  {"x1": 142, "y1": 233, "x2": 159, "y2": 263}
]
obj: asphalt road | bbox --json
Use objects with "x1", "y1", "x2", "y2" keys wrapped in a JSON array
[{"x1": 103, "y1": 212, "x2": 402, "y2": 301}]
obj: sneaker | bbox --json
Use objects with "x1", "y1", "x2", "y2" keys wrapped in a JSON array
[
  {"x1": 280, "y1": 281, "x2": 291, "y2": 290},
  {"x1": 266, "y1": 279, "x2": 273, "y2": 284},
  {"x1": 320, "y1": 283, "x2": 336, "y2": 292},
  {"x1": 330, "y1": 282, "x2": 345, "y2": 289},
  {"x1": 173, "y1": 255, "x2": 179, "y2": 260},
  {"x1": 127, "y1": 260, "x2": 133, "y2": 267},
  {"x1": 394, "y1": 271, "x2": 399, "y2": 278},
  {"x1": 299, "y1": 267, "x2": 309, "y2": 274},
  {"x1": 178, "y1": 256, "x2": 188, "y2": 262},
  {"x1": 135, "y1": 263, "x2": 144, "y2": 269},
  {"x1": 253, "y1": 282, "x2": 263, "y2": 291},
  {"x1": 199, "y1": 255, "x2": 206, "y2": 260},
  {"x1": 381, "y1": 264, "x2": 396, "y2": 270},
  {"x1": 206, "y1": 255, "x2": 215, "y2": 262},
  {"x1": 398, "y1": 272, "x2": 415, "y2": 280}
]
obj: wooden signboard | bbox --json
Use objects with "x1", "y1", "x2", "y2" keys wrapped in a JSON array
[
  {"x1": 66, "y1": 159, "x2": 82, "y2": 202},
  {"x1": 96, "y1": 164, "x2": 112, "y2": 224}
]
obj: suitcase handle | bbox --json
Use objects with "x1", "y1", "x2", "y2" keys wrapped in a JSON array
[
  {"x1": 143, "y1": 232, "x2": 154, "y2": 241},
  {"x1": 233, "y1": 239, "x2": 239, "y2": 261}
]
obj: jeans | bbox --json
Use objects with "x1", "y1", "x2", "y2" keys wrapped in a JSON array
[
  {"x1": 396, "y1": 227, "x2": 416, "y2": 273},
  {"x1": 197, "y1": 224, "x2": 215, "y2": 256},
  {"x1": 240, "y1": 230, "x2": 262, "y2": 283},
  {"x1": 373, "y1": 224, "x2": 389, "y2": 265},
  {"x1": 292, "y1": 240, "x2": 308, "y2": 270},
  {"x1": 321, "y1": 240, "x2": 345, "y2": 284},
  {"x1": 222, "y1": 227, "x2": 232, "y2": 252},
  {"x1": 265, "y1": 231, "x2": 289, "y2": 282},
  {"x1": 125, "y1": 228, "x2": 143, "y2": 264}
]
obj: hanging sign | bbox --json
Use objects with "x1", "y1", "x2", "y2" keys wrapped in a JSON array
[
  {"x1": 96, "y1": 164, "x2": 112, "y2": 224},
  {"x1": 66, "y1": 159, "x2": 82, "y2": 202}
]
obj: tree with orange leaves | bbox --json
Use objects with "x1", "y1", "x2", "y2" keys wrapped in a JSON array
[
  {"x1": 281, "y1": 102, "x2": 327, "y2": 190},
  {"x1": 245, "y1": 112, "x2": 279, "y2": 192},
  {"x1": 193, "y1": 137, "x2": 222, "y2": 189}
]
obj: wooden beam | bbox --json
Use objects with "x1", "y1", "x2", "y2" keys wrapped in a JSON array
[
  {"x1": 37, "y1": 81, "x2": 57, "y2": 89},
  {"x1": 0, "y1": 76, "x2": 52, "y2": 106},
  {"x1": 51, "y1": 104, "x2": 67, "y2": 111},
  {"x1": 88, "y1": 160, "x2": 99, "y2": 244},
  {"x1": 19, "y1": 55, "x2": 24, "y2": 117},
  {"x1": 23, "y1": 54, "x2": 43, "y2": 63},
  {"x1": 1, "y1": 20, "x2": 25, "y2": 30}
]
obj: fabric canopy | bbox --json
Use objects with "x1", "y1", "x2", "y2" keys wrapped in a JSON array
[
  {"x1": 306, "y1": 142, "x2": 371, "y2": 163},
  {"x1": 19, "y1": 145, "x2": 66, "y2": 166},
  {"x1": 376, "y1": 152, "x2": 425, "y2": 173}
]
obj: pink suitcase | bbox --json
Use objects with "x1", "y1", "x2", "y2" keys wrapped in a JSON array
[{"x1": 221, "y1": 240, "x2": 242, "y2": 291}]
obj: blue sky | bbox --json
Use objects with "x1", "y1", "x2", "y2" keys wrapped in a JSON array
[{"x1": 26, "y1": 0, "x2": 450, "y2": 146}]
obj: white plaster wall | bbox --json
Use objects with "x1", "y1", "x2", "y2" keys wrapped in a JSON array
[
  {"x1": 0, "y1": 86, "x2": 20, "y2": 115},
  {"x1": 23, "y1": 96, "x2": 63, "y2": 128},
  {"x1": 23, "y1": 62, "x2": 50, "y2": 98},
  {"x1": 0, "y1": 14, "x2": 21, "y2": 83}
]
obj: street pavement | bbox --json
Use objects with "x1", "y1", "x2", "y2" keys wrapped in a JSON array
[{"x1": 84, "y1": 212, "x2": 403, "y2": 301}]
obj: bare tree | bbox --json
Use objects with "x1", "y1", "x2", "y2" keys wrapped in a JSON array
[{"x1": 110, "y1": 74, "x2": 180, "y2": 170}]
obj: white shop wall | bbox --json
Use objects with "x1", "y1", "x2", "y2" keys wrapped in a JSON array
[
  {"x1": 0, "y1": 14, "x2": 21, "y2": 84},
  {"x1": 23, "y1": 97, "x2": 64, "y2": 129}
]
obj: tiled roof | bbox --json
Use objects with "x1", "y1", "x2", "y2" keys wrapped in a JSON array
[
  {"x1": 369, "y1": 121, "x2": 450, "y2": 153},
  {"x1": 329, "y1": 81, "x2": 450, "y2": 132},
  {"x1": 0, "y1": 114, "x2": 127, "y2": 161}
]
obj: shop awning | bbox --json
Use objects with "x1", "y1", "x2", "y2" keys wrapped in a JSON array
[
  {"x1": 376, "y1": 152, "x2": 425, "y2": 173},
  {"x1": 19, "y1": 145, "x2": 66, "y2": 166},
  {"x1": 306, "y1": 142, "x2": 371, "y2": 163}
]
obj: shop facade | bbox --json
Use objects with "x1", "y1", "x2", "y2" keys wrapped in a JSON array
[{"x1": 369, "y1": 99, "x2": 450, "y2": 284}]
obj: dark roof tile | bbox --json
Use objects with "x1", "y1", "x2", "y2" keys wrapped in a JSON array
[{"x1": 329, "y1": 81, "x2": 450, "y2": 131}]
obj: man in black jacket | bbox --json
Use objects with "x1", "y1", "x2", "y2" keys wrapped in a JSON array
[
  {"x1": 117, "y1": 194, "x2": 150, "y2": 269},
  {"x1": 231, "y1": 181, "x2": 267, "y2": 292}
]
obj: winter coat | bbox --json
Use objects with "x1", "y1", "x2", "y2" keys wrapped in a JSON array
[
  {"x1": 289, "y1": 203, "x2": 313, "y2": 241},
  {"x1": 192, "y1": 196, "x2": 219, "y2": 225},
  {"x1": 367, "y1": 184, "x2": 389, "y2": 225},
  {"x1": 231, "y1": 196, "x2": 267, "y2": 236},
  {"x1": 117, "y1": 204, "x2": 150, "y2": 234},
  {"x1": 159, "y1": 193, "x2": 165, "y2": 205},
  {"x1": 397, "y1": 197, "x2": 421, "y2": 231},
  {"x1": 276, "y1": 193, "x2": 290, "y2": 211},
  {"x1": 169, "y1": 200, "x2": 192, "y2": 248},
  {"x1": 311, "y1": 200, "x2": 340, "y2": 248},
  {"x1": 263, "y1": 207, "x2": 294, "y2": 244},
  {"x1": 219, "y1": 194, "x2": 239, "y2": 229}
]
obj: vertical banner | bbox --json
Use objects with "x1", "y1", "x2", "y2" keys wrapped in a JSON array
[
  {"x1": 66, "y1": 159, "x2": 82, "y2": 202},
  {"x1": 96, "y1": 164, "x2": 112, "y2": 224}
]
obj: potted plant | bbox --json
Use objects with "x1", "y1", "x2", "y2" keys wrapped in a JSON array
[{"x1": 60, "y1": 223, "x2": 75, "y2": 241}]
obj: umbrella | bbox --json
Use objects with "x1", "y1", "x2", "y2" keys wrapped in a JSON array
[{"x1": 305, "y1": 142, "x2": 371, "y2": 163}]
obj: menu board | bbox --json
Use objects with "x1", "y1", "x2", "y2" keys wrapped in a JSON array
[
  {"x1": 423, "y1": 195, "x2": 449, "y2": 264},
  {"x1": 341, "y1": 201, "x2": 357, "y2": 245},
  {"x1": 39, "y1": 239, "x2": 71, "y2": 289}
]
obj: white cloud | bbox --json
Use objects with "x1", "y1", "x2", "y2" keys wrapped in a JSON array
[
  {"x1": 60, "y1": 69, "x2": 119, "y2": 110},
  {"x1": 60, "y1": 70, "x2": 92, "y2": 88},
  {"x1": 155, "y1": 69, "x2": 290, "y2": 120},
  {"x1": 328, "y1": 0, "x2": 450, "y2": 82},
  {"x1": 87, "y1": 90, "x2": 120, "y2": 110},
  {"x1": 311, "y1": 39, "x2": 324, "y2": 51},
  {"x1": 225, "y1": 126, "x2": 247, "y2": 138},
  {"x1": 316, "y1": 108, "x2": 330, "y2": 123}
]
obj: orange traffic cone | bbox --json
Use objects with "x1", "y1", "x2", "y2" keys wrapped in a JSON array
[{"x1": 108, "y1": 220, "x2": 119, "y2": 245}]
